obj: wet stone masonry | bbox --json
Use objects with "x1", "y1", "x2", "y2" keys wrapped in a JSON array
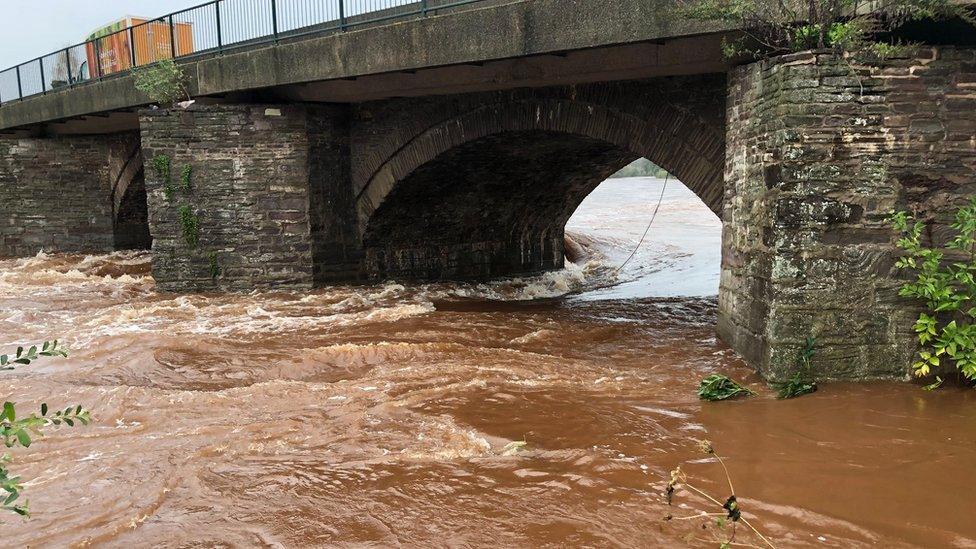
[
  {"x1": 718, "y1": 47, "x2": 976, "y2": 381},
  {"x1": 0, "y1": 135, "x2": 136, "y2": 257},
  {"x1": 350, "y1": 78, "x2": 726, "y2": 281},
  {"x1": 5, "y1": 57, "x2": 972, "y2": 380},
  {"x1": 139, "y1": 104, "x2": 352, "y2": 292},
  {"x1": 139, "y1": 78, "x2": 727, "y2": 290}
]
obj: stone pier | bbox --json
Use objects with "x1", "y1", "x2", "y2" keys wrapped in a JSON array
[
  {"x1": 719, "y1": 47, "x2": 976, "y2": 380},
  {"x1": 139, "y1": 104, "x2": 357, "y2": 291}
]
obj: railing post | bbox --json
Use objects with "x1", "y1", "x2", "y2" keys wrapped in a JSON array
[
  {"x1": 63, "y1": 48, "x2": 72, "y2": 85},
  {"x1": 339, "y1": 0, "x2": 346, "y2": 30},
  {"x1": 271, "y1": 0, "x2": 279, "y2": 41},
  {"x1": 421, "y1": 0, "x2": 428, "y2": 16},
  {"x1": 15, "y1": 65, "x2": 22, "y2": 99},
  {"x1": 39, "y1": 58, "x2": 46, "y2": 93},
  {"x1": 169, "y1": 16, "x2": 177, "y2": 59},
  {"x1": 129, "y1": 26, "x2": 137, "y2": 69},
  {"x1": 216, "y1": 1, "x2": 223, "y2": 51}
]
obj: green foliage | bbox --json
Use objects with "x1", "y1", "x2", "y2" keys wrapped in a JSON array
[
  {"x1": 0, "y1": 454, "x2": 27, "y2": 516},
  {"x1": 180, "y1": 164, "x2": 192, "y2": 193},
  {"x1": 179, "y1": 206, "x2": 200, "y2": 249},
  {"x1": 0, "y1": 340, "x2": 67, "y2": 370},
  {"x1": 681, "y1": 0, "x2": 974, "y2": 59},
  {"x1": 867, "y1": 41, "x2": 920, "y2": 60},
  {"x1": 776, "y1": 373, "x2": 817, "y2": 399},
  {"x1": 2, "y1": 402, "x2": 91, "y2": 448},
  {"x1": 1, "y1": 343, "x2": 90, "y2": 516},
  {"x1": 922, "y1": 376, "x2": 943, "y2": 391},
  {"x1": 775, "y1": 336, "x2": 818, "y2": 399},
  {"x1": 208, "y1": 251, "x2": 220, "y2": 280},
  {"x1": 611, "y1": 158, "x2": 670, "y2": 179},
  {"x1": 133, "y1": 59, "x2": 189, "y2": 106},
  {"x1": 893, "y1": 199, "x2": 976, "y2": 381},
  {"x1": 698, "y1": 374, "x2": 754, "y2": 401},
  {"x1": 826, "y1": 21, "x2": 863, "y2": 50},
  {"x1": 151, "y1": 155, "x2": 174, "y2": 201}
]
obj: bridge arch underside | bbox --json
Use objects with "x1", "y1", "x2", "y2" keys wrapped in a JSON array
[
  {"x1": 357, "y1": 94, "x2": 725, "y2": 281},
  {"x1": 113, "y1": 167, "x2": 152, "y2": 251},
  {"x1": 363, "y1": 130, "x2": 636, "y2": 279}
]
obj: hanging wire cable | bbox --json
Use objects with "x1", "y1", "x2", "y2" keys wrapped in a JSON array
[{"x1": 615, "y1": 171, "x2": 670, "y2": 274}]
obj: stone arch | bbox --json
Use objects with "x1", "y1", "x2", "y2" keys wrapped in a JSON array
[
  {"x1": 352, "y1": 78, "x2": 726, "y2": 280},
  {"x1": 355, "y1": 93, "x2": 725, "y2": 234}
]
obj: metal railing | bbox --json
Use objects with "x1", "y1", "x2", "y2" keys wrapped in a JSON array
[{"x1": 0, "y1": 0, "x2": 484, "y2": 106}]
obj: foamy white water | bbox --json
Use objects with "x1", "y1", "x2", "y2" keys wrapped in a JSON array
[
  {"x1": 567, "y1": 176, "x2": 722, "y2": 300},
  {"x1": 419, "y1": 176, "x2": 722, "y2": 303}
]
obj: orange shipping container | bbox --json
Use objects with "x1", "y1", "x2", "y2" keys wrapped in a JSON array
[{"x1": 85, "y1": 16, "x2": 194, "y2": 77}]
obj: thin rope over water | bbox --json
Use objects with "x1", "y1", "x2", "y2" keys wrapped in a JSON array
[{"x1": 615, "y1": 171, "x2": 670, "y2": 274}]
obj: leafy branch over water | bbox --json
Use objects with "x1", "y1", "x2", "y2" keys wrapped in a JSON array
[
  {"x1": 0, "y1": 340, "x2": 68, "y2": 370},
  {"x1": 1, "y1": 341, "x2": 90, "y2": 517}
]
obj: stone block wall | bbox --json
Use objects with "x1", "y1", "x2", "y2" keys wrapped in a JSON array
[
  {"x1": 307, "y1": 106, "x2": 360, "y2": 283},
  {"x1": 719, "y1": 47, "x2": 976, "y2": 380},
  {"x1": 0, "y1": 136, "x2": 118, "y2": 257},
  {"x1": 140, "y1": 104, "x2": 353, "y2": 291}
]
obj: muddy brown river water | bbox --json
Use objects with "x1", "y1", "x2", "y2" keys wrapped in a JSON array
[{"x1": 1, "y1": 178, "x2": 975, "y2": 548}]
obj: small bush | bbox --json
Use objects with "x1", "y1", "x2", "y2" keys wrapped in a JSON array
[
  {"x1": 133, "y1": 59, "x2": 189, "y2": 106},
  {"x1": 150, "y1": 155, "x2": 174, "y2": 201},
  {"x1": 775, "y1": 337, "x2": 818, "y2": 399},
  {"x1": 179, "y1": 206, "x2": 200, "y2": 249},
  {"x1": 681, "y1": 0, "x2": 974, "y2": 59},
  {"x1": 776, "y1": 375, "x2": 817, "y2": 399},
  {"x1": 180, "y1": 164, "x2": 192, "y2": 193},
  {"x1": 208, "y1": 251, "x2": 220, "y2": 280}
]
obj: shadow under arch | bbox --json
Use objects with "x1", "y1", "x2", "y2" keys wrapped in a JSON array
[
  {"x1": 113, "y1": 165, "x2": 152, "y2": 251},
  {"x1": 355, "y1": 92, "x2": 725, "y2": 281}
]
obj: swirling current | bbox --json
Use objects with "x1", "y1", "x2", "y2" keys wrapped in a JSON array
[{"x1": 2, "y1": 178, "x2": 974, "y2": 548}]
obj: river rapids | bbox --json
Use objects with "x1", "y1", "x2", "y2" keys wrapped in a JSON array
[{"x1": 1, "y1": 178, "x2": 975, "y2": 548}]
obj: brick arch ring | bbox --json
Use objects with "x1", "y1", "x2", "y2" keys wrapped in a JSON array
[{"x1": 353, "y1": 98, "x2": 725, "y2": 235}]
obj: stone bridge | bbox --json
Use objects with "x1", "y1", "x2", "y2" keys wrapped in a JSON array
[{"x1": 1, "y1": 0, "x2": 975, "y2": 381}]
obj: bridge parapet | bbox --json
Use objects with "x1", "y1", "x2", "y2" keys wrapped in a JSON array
[{"x1": 0, "y1": 0, "x2": 732, "y2": 132}]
